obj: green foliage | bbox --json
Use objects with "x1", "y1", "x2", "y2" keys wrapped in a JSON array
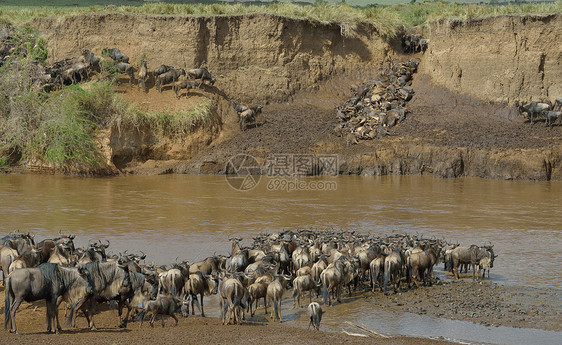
[{"x1": 7, "y1": 26, "x2": 48, "y2": 63}]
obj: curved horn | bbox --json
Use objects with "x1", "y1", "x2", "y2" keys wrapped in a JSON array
[
  {"x1": 140, "y1": 251, "x2": 146, "y2": 260},
  {"x1": 103, "y1": 239, "x2": 110, "y2": 248}
]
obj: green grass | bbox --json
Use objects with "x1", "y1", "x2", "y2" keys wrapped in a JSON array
[
  {"x1": 118, "y1": 99, "x2": 218, "y2": 140},
  {"x1": 0, "y1": 2, "x2": 560, "y2": 37}
]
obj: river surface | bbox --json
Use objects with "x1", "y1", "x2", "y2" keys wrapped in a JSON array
[{"x1": 1, "y1": 174, "x2": 561, "y2": 344}]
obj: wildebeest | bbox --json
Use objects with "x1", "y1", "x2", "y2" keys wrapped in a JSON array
[
  {"x1": 266, "y1": 274, "x2": 291, "y2": 322},
  {"x1": 307, "y1": 302, "x2": 323, "y2": 330},
  {"x1": 383, "y1": 248, "x2": 404, "y2": 293},
  {"x1": 406, "y1": 247, "x2": 437, "y2": 288},
  {"x1": 158, "y1": 264, "x2": 190, "y2": 297},
  {"x1": 219, "y1": 277, "x2": 247, "y2": 325},
  {"x1": 153, "y1": 64, "x2": 174, "y2": 78},
  {"x1": 137, "y1": 294, "x2": 188, "y2": 328},
  {"x1": 517, "y1": 101, "x2": 551, "y2": 123},
  {"x1": 187, "y1": 67, "x2": 216, "y2": 87},
  {"x1": 238, "y1": 106, "x2": 263, "y2": 131},
  {"x1": 61, "y1": 62, "x2": 90, "y2": 85},
  {"x1": 115, "y1": 270, "x2": 154, "y2": 328},
  {"x1": 82, "y1": 49, "x2": 102, "y2": 69},
  {"x1": 321, "y1": 259, "x2": 344, "y2": 306},
  {"x1": 184, "y1": 271, "x2": 217, "y2": 317},
  {"x1": 538, "y1": 111, "x2": 561, "y2": 128},
  {"x1": 4, "y1": 263, "x2": 92, "y2": 334},
  {"x1": 115, "y1": 62, "x2": 135, "y2": 84},
  {"x1": 292, "y1": 273, "x2": 318, "y2": 308},
  {"x1": 8, "y1": 240, "x2": 55, "y2": 274},
  {"x1": 189, "y1": 255, "x2": 227, "y2": 276},
  {"x1": 229, "y1": 248, "x2": 250, "y2": 273},
  {"x1": 102, "y1": 47, "x2": 129, "y2": 63},
  {"x1": 156, "y1": 68, "x2": 186, "y2": 92},
  {"x1": 73, "y1": 261, "x2": 131, "y2": 331},
  {"x1": 0, "y1": 246, "x2": 18, "y2": 285},
  {"x1": 138, "y1": 60, "x2": 148, "y2": 91},
  {"x1": 370, "y1": 255, "x2": 385, "y2": 292},
  {"x1": 450, "y1": 245, "x2": 496, "y2": 281},
  {"x1": 232, "y1": 101, "x2": 248, "y2": 114},
  {"x1": 246, "y1": 281, "x2": 268, "y2": 316},
  {"x1": 173, "y1": 75, "x2": 198, "y2": 98}
]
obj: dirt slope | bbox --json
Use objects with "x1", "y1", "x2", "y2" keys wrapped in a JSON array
[
  {"x1": 421, "y1": 14, "x2": 562, "y2": 104},
  {"x1": 20, "y1": 13, "x2": 562, "y2": 180}
]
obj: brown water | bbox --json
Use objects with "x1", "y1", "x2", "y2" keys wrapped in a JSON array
[{"x1": 1, "y1": 174, "x2": 561, "y2": 289}]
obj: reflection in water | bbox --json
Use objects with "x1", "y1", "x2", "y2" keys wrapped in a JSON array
[{"x1": 1, "y1": 174, "x2": 561, "y2": 288}]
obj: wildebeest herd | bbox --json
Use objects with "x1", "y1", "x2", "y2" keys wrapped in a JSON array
[
  {"x1": 334, "y1": 59, "x2": 418, "y2": 144},
  {"x1": 1, "y1": 228, "x2": 497, "y2": 334}
]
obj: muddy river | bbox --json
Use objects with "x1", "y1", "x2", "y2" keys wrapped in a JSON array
[{"x1": 1, "y1": 174, "x2": 561, "y2": 344}]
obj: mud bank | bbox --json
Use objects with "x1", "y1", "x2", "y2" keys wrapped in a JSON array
[
  {"x1": 30, "y1": 12, "x2": 390, "y2": 104},
  {"x1": 421, "y1": 14, "x2": 562, "y2": 104},
  {"x1": 10, "y1": 13, "x2": 561, "y2": 180}
]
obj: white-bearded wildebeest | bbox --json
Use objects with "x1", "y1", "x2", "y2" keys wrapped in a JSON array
[
  {"x1": 184, "y1": 271, "x2": 218, "y2": 317},
  {"x1": 4, "y1": 263, "x2": 92, "y2": 334},
  {"x1": 321, "y1": 259, "x2": 344, "y2": 306},
  {"x1": 158, "y1": 263, "x2": 190, "y2": 297},
  {"x1": 0, "y1": 246, "x2": 18, "y2": 286},
  {"x1": 102, "y1": 47, "x2": 129, "y2": 63},
  {"x1": 153, "y1": 64, "x2": 174, "y2": 78},
  {"x1": 229, "y1": 248, "x2": 250, "y2": 273},
  {"x1": 370, "y1": 255, "x2": 385, "y2": 292},
  {"x1": 450, "y1": 245, "x2": 496, "y2": 281},
  {"x1": 189, "y1": 255, "x2": 227, "y2": 276},
  {"x1": 115, "y1": 62, "x2": 135, "y2": 84},
  {"x1": 219, "y1": 277, "x2": 247, "y2": 325},
  {"x1": 406, "y1": 247, "x2": 437, "y2": 288},
  {"x1": 173, "y1": 75, "x2": 198, "y2": 98},
  {"x1": 115, "y1": 270, "x2": 154, "y2": 328},
  {"x1": 266, "y1": 274, "x2": 291, "y2": 322},
  {"x1": 8, "y1": 240, "x2": 55, "y2": 274},
  {"x1": 383, "y1": 248, "x2": 405, "y2": 294},
  {"x1": 187, "y1": 67, "x2": 216, "y2": 87},
  {"x1": 73, "y1": 261, "x2": 131, "y2": 331},
  {"x1": 156, "y1": 68, "x2": 186, "y2": 93},
  {"x1": 238, "y1": 106, "x2": 263, "y2": 131},
  {"x1": 246, "y1": 281, "x2": 268, "y2": 317},
  {"x1": 292, "y1": 273, "x2": 318, "y2": 308},
  {"x1": 307, "y1": 302, "x2": 323, "y2": 330},
  {"x1": 137, "y1": 294, "x2": 188, "y2": 328},
  {"x1": 82, "y1": 49, "x2": 102, "y2": 70},
  {"x1": 517, "y1": 101, "x2": 550, "y2": 124}
]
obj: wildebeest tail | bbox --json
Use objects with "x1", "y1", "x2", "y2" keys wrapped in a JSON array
[
  {"x1": 292, "y1": 281, "x2": 299, "y2": 298},
  {"x1": 273, "y1": 300, "x2": 279, "y2": 321},
  {"x1": 191, "y1": 292, "x2": 201, "y2": 313},
  {"x1": 383, "y1": 261, "x2": 390, "y2": 292},
  {"x1": 171, "y1": 278, "x2": 177, "y2": 296},
  {"x1": 322, "y1": 280, "x2": 328, "y2": 305},
  {"x1": 4, "y1": 276, "x2": 11, "y2": 330}
]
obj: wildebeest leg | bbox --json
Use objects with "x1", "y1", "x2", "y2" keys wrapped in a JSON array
[
  {"x1": 171, "y1": 313, "x2": 179, "y2": 326},
  {"x1": 9, "y1": 296, "x2": 24, "y2": 334},
  {"x1": 200, "y1": 293, "x2": 205, "y2": 317},
  {"x1": 150, "y1": 313, "x2": 156, "y2": 327},
  {"x1": 263, "y1": 296, "x2": 267, "y2": 315}
]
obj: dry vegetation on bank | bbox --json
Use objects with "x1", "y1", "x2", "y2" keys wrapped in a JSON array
[{"x1": 0, "y1": 1, "x2": 561, "y2": 37}]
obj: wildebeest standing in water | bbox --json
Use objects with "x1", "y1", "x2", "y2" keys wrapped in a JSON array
[{"x1": 4, "y1": 263, "x2": 92, "y2": 334}]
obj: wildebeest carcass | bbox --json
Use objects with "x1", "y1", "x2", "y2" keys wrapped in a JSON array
[
  {"x1": 187, "y1": 67, "x2": 216, "y2": 87},
  {"x1": 4, "y1": 263, "x2": 92, "y2": 334},
  {"x1": 102, "y1": 47, "x2": 129, "y2": 63},
  {"x1": 156, "y1": 68, "x2": 186, "y2": 92},
  {"x1": 137, "y1": 294, "x2": 189, "y2": 328}
]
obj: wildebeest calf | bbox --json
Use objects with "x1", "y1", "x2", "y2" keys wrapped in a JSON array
[
  {"x1": 173, "y1": 76, "x2": 198, "y2": 98},
  {"x1": 137, "y1": 294, "x2": 188, "y2": 328}
]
